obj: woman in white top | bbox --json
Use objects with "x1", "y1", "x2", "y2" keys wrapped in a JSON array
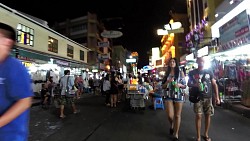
[{"x1": 103, "y1": 75, "x2": 111, "y2": 106}]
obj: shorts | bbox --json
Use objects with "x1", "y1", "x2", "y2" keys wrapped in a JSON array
[
  {"x1": 163, "y1": 89, "x2": 185, "y2": 102},
  {"x1": 164, "y1": 92, "x2": 185, "y2": 102},
  {"x1": 58, "y1": 96, "x2": 75, "y2": 105},
  {"x1": 193, "y1": 98, "x2": 214, "y2": 116},
  {"x1": 165, "y1": 97, "x2": 184, "y2": 102}
]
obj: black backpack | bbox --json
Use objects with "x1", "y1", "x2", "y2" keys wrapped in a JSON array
[
  {"x1": 189, "y1": 87, "x2": 201, "y2": 103},
  {"x1": 188, "y1": 69, "x2": 212, "y2": 103}
]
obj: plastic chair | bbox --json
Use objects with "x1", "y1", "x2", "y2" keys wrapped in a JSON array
[{"x1": 153, "y1": 97, "x2": 164, "y2": 110}]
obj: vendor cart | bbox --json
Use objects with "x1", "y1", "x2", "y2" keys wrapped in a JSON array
[{"x1": 127, "y1": 84, "x2": 147, "y2": 109}]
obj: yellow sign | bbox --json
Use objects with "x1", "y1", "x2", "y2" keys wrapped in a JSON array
[
  {"x1": 131, "y1": 52, "x2": 138, "y2": 56},
  {"x1": 22, "y1": 62, "x2": 32, "y2": 67}
]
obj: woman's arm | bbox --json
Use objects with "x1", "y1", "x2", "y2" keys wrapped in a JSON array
[{"x1": 177, "y1": 71, "x2": 186, "y2": 89}]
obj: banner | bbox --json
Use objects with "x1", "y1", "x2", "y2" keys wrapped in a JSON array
[{"x1": 219, "y1": 10, "x2": 250, "y2": 52}]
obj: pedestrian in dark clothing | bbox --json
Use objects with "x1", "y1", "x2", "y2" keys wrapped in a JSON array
[
  {"x1": 88, "y1": 77, "x2": 94, "y2": 93},
  {"x1": 110, "y1": 72, "x2": 119, "y2": 107},
  {"x1": 41, "y1": 83, "x2": 50, "y2": 108},
  {"x1": 188, "y1": 57, "x2": 220, "y2": 141}
]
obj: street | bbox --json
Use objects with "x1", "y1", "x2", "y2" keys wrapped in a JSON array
[{"x1": 29, "y1": 94, "x2": 250, "y2": 141}]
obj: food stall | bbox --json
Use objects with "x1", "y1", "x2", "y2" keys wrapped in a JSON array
[{"x1": 127, "y1": 84, "x2": 147, "y2": 109}]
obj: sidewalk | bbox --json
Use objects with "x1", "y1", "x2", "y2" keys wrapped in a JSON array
[{"x1": 221, "y1": 101, "x2": 250, "y2": 118}]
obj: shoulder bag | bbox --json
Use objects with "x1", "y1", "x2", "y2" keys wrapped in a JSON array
[{"x1": 66, "y1": 76, "x2": 76, "y2": 97}]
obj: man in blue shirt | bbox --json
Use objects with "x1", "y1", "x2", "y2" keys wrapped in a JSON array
[{"x1": 0, "y1": 22, "x2": 33, "y2": 141}]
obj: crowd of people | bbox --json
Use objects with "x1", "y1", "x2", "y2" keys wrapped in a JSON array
[
  {"x1": 37, "y1": 58, "x2": 221, "y2": 141},
  {"x1": 0, "y1": 22, "x2": 221, "y2": 141}
]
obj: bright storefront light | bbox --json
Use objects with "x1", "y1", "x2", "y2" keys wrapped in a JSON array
[
  {"x1": 157, "y1": 29, "x2": 168, "y2": 35},
  {"x1": 211, "y1": 0, "x2": 250, "y2": 38},
  {"x1": 211, "y1": 44, "x2": 250, "y2": 59},
  {"x1": 164, "y1": 22, "x2": 182, "y2": 30}
]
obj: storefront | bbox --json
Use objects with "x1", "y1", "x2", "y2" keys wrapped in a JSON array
[
  {"x1": 210, "y1": 6, "x2": 250, "y2": 107},
  {"x1": 209, "y1": 45, "x2": 250, "y2": 106},
  {"x1": 12, "y1": 48, "x2": 88, "y2": 95}
]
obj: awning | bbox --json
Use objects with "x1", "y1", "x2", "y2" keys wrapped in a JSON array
[{"x1": 18, "y1": 49, "x2": 50, "y2": 61}]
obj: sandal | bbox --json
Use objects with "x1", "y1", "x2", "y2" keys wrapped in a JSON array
[
  {"x1": 202, "y1": 136, "x2": 211, "y2": 141},
  {"x1": 59, "y1": 115, "x2": 66, "y2": 119}
]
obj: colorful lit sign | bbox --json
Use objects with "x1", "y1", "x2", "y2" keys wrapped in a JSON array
[{"x1": 126, "y1": 58, "x2": 136, "y2": 63}]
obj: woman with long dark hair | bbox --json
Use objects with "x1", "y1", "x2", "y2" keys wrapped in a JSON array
[{"x1": 162, "y1": 58, "x2": 186, "y2": 141}]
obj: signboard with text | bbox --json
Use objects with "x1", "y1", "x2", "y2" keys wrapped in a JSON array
[
  {"x1": 101, "y1": 30, "x2": 123, "y2": 38},
  {"x1": 126, "y1": 58, "x2": 136, "y2": 63},
  {"x1": 98, "y1": 41, "x2": 109, "y2": 47},
  {"x1": 219, "y1": 10, "x2": 250, "y2": 52}
]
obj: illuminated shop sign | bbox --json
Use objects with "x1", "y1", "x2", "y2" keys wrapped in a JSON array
[
  {"x1": 126, "y1": 58, "x2": 136, "y2": 63},
  {"x1": 197, "y1": 46, "x2": 208, "y2": 57},
  {"x1": 219, "y1": 10, "x2": 250, "y2": 52},
  {"x1": 186, "y1": 53, "x2": 194, "y2": 61},
  {"x1": 55, "y1": 60, "x2": 69, "y2": 66}
]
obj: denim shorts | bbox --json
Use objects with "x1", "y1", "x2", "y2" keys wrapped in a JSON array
[
  {"x1": 164, "y1": 90, "x2": 185, "y2": 102},
  {"x1": 165, "y1": 97, "x2": 184, "y2": 102}
]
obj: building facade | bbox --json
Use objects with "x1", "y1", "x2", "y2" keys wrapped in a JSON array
[
  {"x1": 0, "y1": 3, "x2": 91, "y2": 95},
  {"x1": 185, "y1": 0, "x2": 223, "y2": 54},
  {"x1": 52, "y1": 13, "x2": 112, "y2": 71}
]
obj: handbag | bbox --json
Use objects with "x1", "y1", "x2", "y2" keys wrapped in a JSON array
[
  {"x1": 65, "y1": 76, "x2": 76, "y2": 97},
  {"x1": 188, "y1": 87, "x2": 201, "y2": 103}
]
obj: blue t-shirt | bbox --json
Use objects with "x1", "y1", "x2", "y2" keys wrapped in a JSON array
[{"x1": 0, "y1": 56, "x2": 34, "y2": 141}]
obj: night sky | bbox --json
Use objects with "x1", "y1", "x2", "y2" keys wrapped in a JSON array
[{"x1": 1, "y1": 0, "x2": 186, "y2": 68}]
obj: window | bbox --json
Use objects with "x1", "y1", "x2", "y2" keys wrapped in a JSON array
[
  {"x1": 67, "y1": 44, "x2": 74, "y2": 58},
  {"x1": 80, "y1": 50, "x2": 84, "y2": 61},
  {"x1": 16, "y1": 23, "x2": 34, "y2": 47},
  {"x1": 48, "y1": 37, "x2": 58, "y2": 53}
]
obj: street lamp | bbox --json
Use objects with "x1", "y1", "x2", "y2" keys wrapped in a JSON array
[
  {"x1": 164, "y1": 22, "x2": 182, "y2": 30},
  {"x1": 157, "y1": 29, "x2": 168, "y2": 35}
]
